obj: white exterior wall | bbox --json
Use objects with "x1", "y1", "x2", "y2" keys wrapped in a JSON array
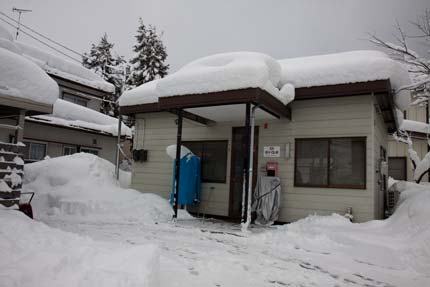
[{"x1": 132, "y1": 95, "x2": 384, "y2": 222}]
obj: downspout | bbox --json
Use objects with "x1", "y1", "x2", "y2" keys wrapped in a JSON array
[{"x1": 242, "y1": 104, "x2": 259, "y2": 231}]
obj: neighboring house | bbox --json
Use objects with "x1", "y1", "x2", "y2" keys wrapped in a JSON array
[
  {"x1": 118, "y1": 51, "x2": 411, "y2": 223},
  {"x1": 0, "y1": 26, "x2": 131, "y2": 164},
  {"x1": 0, "y1": 24, "x2": 58, "y2": 207},
  {"x1": 387, "y1": 104, "x2": 429, "y2": 182}
]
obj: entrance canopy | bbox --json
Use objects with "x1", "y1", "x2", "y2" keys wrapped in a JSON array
[{"x1": 120, "y1": 87, "x2": 291, "y2": 123}]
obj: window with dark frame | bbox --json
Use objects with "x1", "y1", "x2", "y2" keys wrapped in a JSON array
[
  {"x1": 80, "y1": 147, "x2": 99, "y2": 156},
  {"x1": 22, "y1": 141, "x2": 47, "y2": 162},
  {"x1": 295, "y1": 137, "x2": 366, "y2": 189},
  {"x1": 388, "y1": 157, "x2": 407, "y2": 181},
  {"x1": 183, "y1": 140, "x2": 228, "y2": 183},
  {"x1": 62, "y1": 93, "x2": 88, "y2": 107},
  {"x1": 63, "y1": 145, "x2": 78, "y2": 156}
]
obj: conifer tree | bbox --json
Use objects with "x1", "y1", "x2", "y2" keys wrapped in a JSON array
[
  {"x1": 83, "y1": 33, "x2": 125, "y2": 115},
  {"x1": 127, "y1": 18, "x2": 169, "y2": 88}
]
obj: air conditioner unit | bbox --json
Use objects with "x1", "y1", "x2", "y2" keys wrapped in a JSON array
[{"x1": 385, "y1": 187, "x2": 400, "y2": 217}]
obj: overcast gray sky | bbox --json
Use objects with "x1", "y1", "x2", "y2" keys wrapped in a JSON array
[{"x1": 0, "y1": 0, "x2": 428, "y2": 72}]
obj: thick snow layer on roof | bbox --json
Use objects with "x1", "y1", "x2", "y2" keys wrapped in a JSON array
[
  {"x1": 278, "y1": 50, "x2": 411, "y2": 110},
  {"x1": 16, "y1": 42, "x2": 115, "y2": 93},
  {"x1": 400, "y1": 119, "x2": 430, "y2": 134},
  {"x1": 0, "y1": 47, "x2": 59, "y2": 105},
  {"x1": 28, "y1": 99, "x2": 131, "y2": 137},
  {"x1": 119, "y1": 52, "x2": 292, "y2": 106}
]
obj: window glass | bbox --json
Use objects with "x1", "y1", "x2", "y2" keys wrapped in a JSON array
[
  {"x1": 63, "y1": 93, "x2": 88, "y2": 107},
  {"x1": 329, "y1": 138, "x2": 365, "y2": 187},
  {"x1": 295, "y1": 137, "x2": 366, "y2": 188},
  {"x1": 388, "y1": 157, "x2": 407, "y2": 180},
  {"x1": 183, "y1": 141, "x2": 228, "y2": 183},
  {"x1": 64, "y1": 146, "x2": 77, "y2": 156},
  {"x1": 23, "y1": 141, "x2": 46, "y2": 161},
  {"x1": 295, "y1": 139, "x2": 328, "y2": 186},
  {"x1": 80, "y1": 147, "x2": 99, "y2": 155}
]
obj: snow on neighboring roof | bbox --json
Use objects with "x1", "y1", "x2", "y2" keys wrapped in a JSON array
[
  {"x1": 16, "y1": 42, "x2": 115, "y2": 94},
  {"x1": 27, "y1": 99, "x2": 131, "y2": 137},
  {"x1": 400, "y1": 119, "x2": 430, "y2": 135},
  {"x1": 278, "y1": 50, "x2": 411, "y2": 111},
  {"x1": 119, "y1": 52, "x2": 293, "y2": 107},
  {"x1": 0, "y1": 47, "x2": 59, "y2": 105}
]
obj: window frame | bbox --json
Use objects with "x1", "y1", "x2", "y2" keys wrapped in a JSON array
[
  {"x1": 388, "y1": 156, "x2": 407, "y2": 181},
  {"x1": 79, "y1": 146, "x2": 100, "y2": 156},
  {"x1": 63, "y1": 145, "x2": 78, "y2": 156},
  {"x1": 182, "y1": 140, "x2": 229, "y2": 183},
  {"x1": 62, "y1": 93, "x2": 88, "y2": 107},
  {"x1": 294, "y1": 137, "x2": 366, "y2": 189},
  {"x1": 23, "y1": 140, "x2": 48, "y2": 162}
]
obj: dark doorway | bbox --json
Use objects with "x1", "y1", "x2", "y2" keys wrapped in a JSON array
[{"x1": 229, "y1": 126, "x2": 259, "y2": 220}]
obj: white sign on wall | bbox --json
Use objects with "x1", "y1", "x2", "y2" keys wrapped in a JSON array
[{"x1": 263, "y1": 146, "x2": 280, "y2": 158}]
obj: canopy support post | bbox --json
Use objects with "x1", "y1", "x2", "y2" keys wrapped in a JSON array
[
  {"x1": 241, "y1": 103, "x2": 251, "y2": 224},
  {"x1": 173, "y1": 108, "x2": 183, "y2": 220},
  {"x1": 115, "y1": 111, "x2": 122, "y2": 180}
]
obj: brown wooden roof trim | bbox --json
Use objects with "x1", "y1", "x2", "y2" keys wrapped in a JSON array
[
  {"x1": 120, "y1": 88, "x2": 291, "y2": 119},
  {"x1": 294, "y1": 79, "x2": 392, "y2": 100}
]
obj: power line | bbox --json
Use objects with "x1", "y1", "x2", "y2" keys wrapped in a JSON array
[
  {"x1": 0, "y1": 16, "x2": 82, "y2": 63},
  {"x1": 0, "y1": 10, "x2": 84, "y2": 58}
]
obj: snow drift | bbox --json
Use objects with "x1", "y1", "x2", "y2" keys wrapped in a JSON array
[
  {"x1": 23, "y1": 153, "x2": 176, "y2": 223},
  {"x1": 0, "y1": 210, "x2": 159, "y2": 287}
]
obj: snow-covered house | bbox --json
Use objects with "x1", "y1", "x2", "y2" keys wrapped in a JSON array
[
  {"x1": 0, "y1": 25, "x2": 58, "y2": 207},
  {"x1": 0, "y1": 25, "x2": 131, "y2": 164},
  {"x1": 118, "y1": 51, "x2": 411, "y2": 223},
  {"x1": 387, "y1": 104, "x2": 429, "y2": 182}
]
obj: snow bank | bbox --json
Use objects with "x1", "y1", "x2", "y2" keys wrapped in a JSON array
[
  {"x1": 0, "y1": 210, "x2": 159, "y2": 287},
  {"x1": 23, "y1": 153, "x2": 177, "y2": 223},
  {"x1": 16, "y1": 42, "x2": 115, "y2": 93},
  {"x1": 0, "y1": 44, "x2": 58, "y2": 105},
  {"x1": 28, "y1": 99, "x2": 132, "y2": 137},
  {"x1": 279, "y1": 50, "x2": 411, "y2": 110},
  {"x1": 119, "y1": 52, "x2": 292, "y2": 106}
]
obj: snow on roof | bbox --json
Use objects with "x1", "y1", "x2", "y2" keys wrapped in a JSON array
[
  {"x1": 119, "y1": 52, "x2": 293, "y2": 107},
  {"x1": 27, "y1": 99, "x2": 131, "y2": 137},
  {"x1": 16, "y1": 42, "x2": 115, "y2": 94},
  {"x1": 399, "y1": 119, "x2": 430, "y2": 135},
  {"x1": 278, "y1": 50, "x2": 411, "y2": 111},
  {"x1": 0, "y1": 46, "x2": 59, "y2": 105}
]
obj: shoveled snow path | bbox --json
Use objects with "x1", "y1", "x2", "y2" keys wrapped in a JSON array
[{"x1": 41, "y1": 216, "x2": 425, "y2": 287}]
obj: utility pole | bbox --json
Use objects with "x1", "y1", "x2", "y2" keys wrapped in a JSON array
[{"x1": 12, "y1": 7, "x2": 32, "y2": 40}]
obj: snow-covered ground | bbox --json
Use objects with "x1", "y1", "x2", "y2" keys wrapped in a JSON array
[{"x1": 1, "y1": 154, "x2": 429, "y2": 287}]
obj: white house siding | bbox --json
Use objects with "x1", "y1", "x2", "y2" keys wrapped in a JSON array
[{"x1": 132, "y1": 95, "x2": 382, "y2": 222}]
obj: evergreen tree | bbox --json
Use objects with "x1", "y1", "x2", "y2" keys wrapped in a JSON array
[
  {"x1": 82, "y1": 33, "x2": 125, "y2": 116},
  {"x1": 127, "y1": 18, "x2": 169, "y2": 88}
]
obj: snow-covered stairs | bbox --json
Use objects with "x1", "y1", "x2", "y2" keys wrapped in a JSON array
[{"x1": 0, "y1": 142, "x2": 24, "y2": 207}]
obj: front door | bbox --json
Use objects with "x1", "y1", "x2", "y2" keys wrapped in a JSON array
[{"x1": 229, "y1": 127, "x2": 259, "y2": 220}]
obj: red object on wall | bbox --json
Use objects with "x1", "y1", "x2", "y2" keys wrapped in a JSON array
[
  {"x1": 266, "y1": 161, "x2": 278, "y2": 176},
  {"x1": 264, "y1": 123, "x2": 268, "y2": 129}
]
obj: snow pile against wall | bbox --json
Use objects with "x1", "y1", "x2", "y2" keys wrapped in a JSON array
[
  {"x1": 0, "y1": 210, "x2": 159, "y2": 287},
  {"x1": 23, "y1": 153, "x2": 178, "y2": 223},
  {"x1": 279, "y1": 50, "x2": 411, "y2": 111},
  {"x1": 28, "y1": 99, "x2": 132, "y2": 137},
  {"x1": 16, "y1": 42, "x2": 115, "y2": 93},
  {"x1": 256, "y1": 183, "x2": 430, "y2": 278},
  {"x1": 119, "y1": 52, "x2": 293, "y2": 106},
  {"x1": 0, "y1": 25, "x2": 58, "y2": 105}
]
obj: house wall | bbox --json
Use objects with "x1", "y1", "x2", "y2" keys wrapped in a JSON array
[
  {"x1": 0, "y1": 119, "x2": 118, "y2": 163},
  {"x1": 132, "y1": 95, "x2": 383, "y2": 223}
]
